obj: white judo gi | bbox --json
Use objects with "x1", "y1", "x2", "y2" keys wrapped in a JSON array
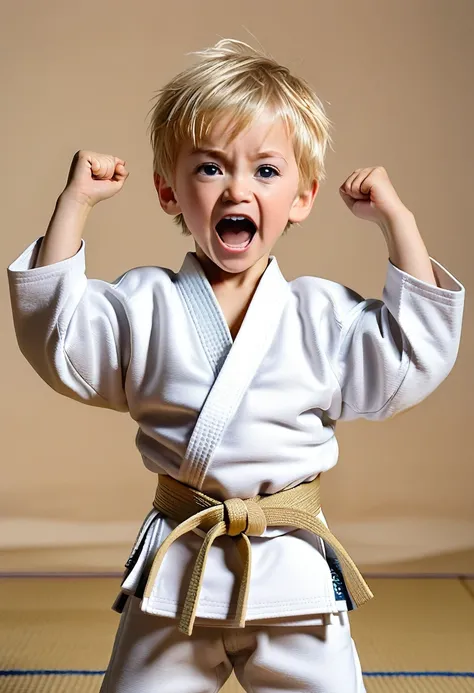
[{"x1": 7, "y1": 237, "x2": 465, "y2": 692}]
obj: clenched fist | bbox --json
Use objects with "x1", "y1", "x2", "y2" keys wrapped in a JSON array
[
  {"x1": 63, "y1": 150, "x2": 129, "y2": 208},
  {"x1": 338, "y1": 166, "x2": 407, "y2": 226}
]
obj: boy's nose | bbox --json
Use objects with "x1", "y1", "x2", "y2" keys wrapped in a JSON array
[{"x1": 221, "y1": 179, "x2": 252, "y2": 204}]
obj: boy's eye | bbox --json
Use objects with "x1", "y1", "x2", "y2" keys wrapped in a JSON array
[
  {"x1": 197, "y1": 163, "x2": 222, "y2": 176},
  {"x1": 257, "y1": 166, "x2": 279, "y2": 179}
]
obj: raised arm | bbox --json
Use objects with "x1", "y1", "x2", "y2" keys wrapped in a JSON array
[
  {"x1": 8, "y1": 151, "x2": 132, "y2": 411},
  {"x1": 332, "y1": 166, "x2": 465, "y2": 420}
]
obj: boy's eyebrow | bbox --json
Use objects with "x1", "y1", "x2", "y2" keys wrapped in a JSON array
[
  {"x1": 189, "y1": 147, "x2": 226, "y2": 158},
  {"x1": 190, "y1": 147, "x2": 287, "y2": 162},
  {"x1": 256, "y1": 150, "x2": 288, "y2": 162}
]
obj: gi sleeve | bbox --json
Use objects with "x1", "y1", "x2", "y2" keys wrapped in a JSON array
[
  {"x1": 334, "y1": 257, "x2": 465, "y2": 421},
  {"x1": 7, "y1": 236, "x2": 131, "y2": 412}
]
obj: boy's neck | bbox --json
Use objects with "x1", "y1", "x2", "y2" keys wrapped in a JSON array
[
  {"x1": 193, "y1": 246, "x2": 271, "y2": 340},
  {"x1": 194, "y1": 246, "x2": 270, "y2": 291}
]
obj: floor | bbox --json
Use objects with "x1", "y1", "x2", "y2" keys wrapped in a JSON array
[{"x1": 0, "y1": 577, "x2": 473, "y2": 692}]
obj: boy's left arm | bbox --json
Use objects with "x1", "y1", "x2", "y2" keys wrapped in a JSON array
[
  {"x1": 334, "y1": 166, "x2": 465, "y2": 420},
  {"x1": 339, "y1": 166, "x2": 438, "y2": 287}
]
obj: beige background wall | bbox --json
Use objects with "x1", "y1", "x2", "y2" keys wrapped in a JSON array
[{"x1": 1, "y1": 0, "x2": 472, "y2": 575}]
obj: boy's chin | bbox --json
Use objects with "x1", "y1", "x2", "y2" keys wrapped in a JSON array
[{"x1": 216, "y1": 253, "x2": 271, "y2": 276}]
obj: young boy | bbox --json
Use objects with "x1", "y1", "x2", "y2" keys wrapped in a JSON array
[{"x1": 7, "y1": 39, "x2": 465, "y2": 693}]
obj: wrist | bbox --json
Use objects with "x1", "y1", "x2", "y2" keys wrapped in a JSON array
[
  {"x1": 378, "y1": 206, "x2": 415, "y2": 238},
  {"x1": 376, "y1": 209, "x2": 437, "y2": 285},
  {"x1": 58, "y1": 189, "x2": 95, "y2": 213},
  {"x1": 378, "y1": 208, "x2": 420, "y2": 252}
]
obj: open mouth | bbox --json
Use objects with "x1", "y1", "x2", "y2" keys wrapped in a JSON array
[{"x1": 215, "y1": 215, "x2": 257, "y2": 250}]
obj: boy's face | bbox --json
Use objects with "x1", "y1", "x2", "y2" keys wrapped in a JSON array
[{"x1": 155, "y1": 109, "x2": 318, "y2": 275}]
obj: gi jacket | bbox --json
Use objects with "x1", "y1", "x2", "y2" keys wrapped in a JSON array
[{"x1": 8, "y1": 238, "x2": 465, "y2": 624}]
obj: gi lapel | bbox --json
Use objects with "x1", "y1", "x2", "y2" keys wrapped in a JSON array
[
  {"x1": 176, "y1": 253, "x2": 233, "y2": 376},
  {"x1": 176, "y1": 253, "x2": 290, "y2": 489}
]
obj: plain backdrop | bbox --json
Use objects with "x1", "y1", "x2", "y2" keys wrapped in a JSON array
[{"x1": 1, "y1": 0, "x2": 472, "y2": 575}]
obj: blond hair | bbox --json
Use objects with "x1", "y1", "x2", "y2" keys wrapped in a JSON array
[{"x1": 146, "y1": 39, "x2": 333, "y2": 234}]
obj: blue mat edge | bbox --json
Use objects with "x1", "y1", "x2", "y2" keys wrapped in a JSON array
[{"x1": 1, "y1": 670, "x2": 473, "y2": 678}]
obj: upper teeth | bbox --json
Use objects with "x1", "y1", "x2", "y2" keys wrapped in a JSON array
[{"x1": 225, "y1": 216, "x2": 246, "y2": 221}]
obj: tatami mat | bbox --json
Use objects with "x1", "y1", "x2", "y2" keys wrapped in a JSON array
[
  {"x1": 2, "y1": 674, "x2": 474, "y2": 693},
  {"x1": 0, "y1": 577, "x2": 473, "y2": 692}
]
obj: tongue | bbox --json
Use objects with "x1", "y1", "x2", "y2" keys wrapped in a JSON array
[{"x1": 219, "y1": 229, "x2": 252, "y2": 247}]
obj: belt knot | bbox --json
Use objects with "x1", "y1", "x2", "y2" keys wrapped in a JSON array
[{"x1": 224, "y1": 498, "x2": 267, "y2": 536}]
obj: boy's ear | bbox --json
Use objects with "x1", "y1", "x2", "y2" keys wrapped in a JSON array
[
  {"x1": 288, "y1": 180, "x2": 319, "y2": 224},
  {"x1": 154, "y1": 173, "x2": 181, "y2": 215}
]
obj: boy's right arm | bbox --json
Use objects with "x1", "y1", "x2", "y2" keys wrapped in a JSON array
[
  {"x1": 35, "y1": 191, "x2": 92, "y2": 267},
  {"x1": 35, "y1": 149, "x2": 128, "y2": 267},
  {"x1": 8, "y1": 151, "x2": 132, "y2": 411}
]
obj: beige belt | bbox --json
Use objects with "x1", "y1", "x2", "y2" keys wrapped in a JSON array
[{"x1": 143, "y1": 474, "x2": 373, "y2": 635}]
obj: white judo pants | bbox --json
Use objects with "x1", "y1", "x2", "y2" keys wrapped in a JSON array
[{"x1": 100, "y1": 596, "x2": 366, "y2": 693}]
